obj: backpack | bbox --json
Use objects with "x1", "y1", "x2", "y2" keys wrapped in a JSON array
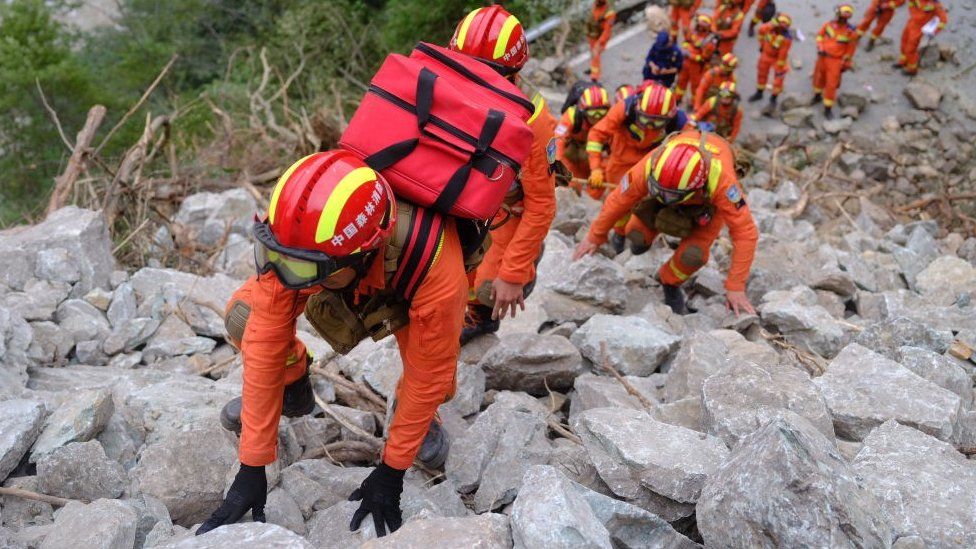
[{"x1": 340, "y1": 42, "x2": 535, "y2": 221}]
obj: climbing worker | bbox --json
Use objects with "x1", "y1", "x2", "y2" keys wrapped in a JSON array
[
  {"x1": 586, "y1": 0, "x2": 616, "y2": 81},
  {"x1": 691, "y1": 81, "x2": 743, "y2": 141},
  {"x1": 199, "y1": 151, "x2": 469, "y2": 537},
  {"x1": 454, "y1": 6, "x2": 558, "y2": 343},
  {"x1": 573, "y1": 129, "x2": 758, "y2": 316},
  {"x1": 668, "y1": 0, "x2": 702, "y2": 40},
  {"x1": 747, "y1": 0, "x2": 776, "y2": 37},
  {"x1": 694, "y1": 52, "x2": 738, "y2": 110},
  {"x1": 857, "y1": 0, "x2": 906, "y2": 51},
  {"x1": 895, "y1": 0, "x2": 947, "y2": 76},
  {"x1": 615, "y1": 83, "x2": 638, "y2": 104},
  {"x1": 713, "y1": 0, "x2": 746, "y2": 56},
  {"x1": 675, "y1": 12, "x2": 717, "y2": 106},
  {"x1": 812, "y1": 4, "x2": 859, "y2": 119},
  {"x1": 556, "y1": 84, "x2": 612, "y2": 197},
  {"x1": 586, "y1": 83, "x2": 689, "y2": 251},
  {"x1": 643, "y1": 30, "x2": 685, "y2": 88},
  {"x1": 748, "y1": 12, "x2": 793, "y2": 111}
]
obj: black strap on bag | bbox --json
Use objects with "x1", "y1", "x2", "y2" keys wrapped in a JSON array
[
  {"x1": 365, "y1": 68, "x2": 439, "y2": 171},
  {"x1": 431, "y1": 109, "x2": 504, "y2": 214}
]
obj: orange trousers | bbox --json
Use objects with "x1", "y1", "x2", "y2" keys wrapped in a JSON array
[
  {"x1": 623, "y1": 211, "x2": 724, "y2": 285},
  {"x1": 670, "y1": 7, "x2": 694, "y2": 38},
  {"x1": 588, "y1": 39, "x2": 605, "y2": 80},
  {"x1": 899, "y1": 22, "x2": 925, "y2": 72},
  {"x1": 675, "y1": 61, "x2": 707, "y2": 103},
  {"x1": 757, "y1": 55, "x2": 786, "y2": 95},
  {"x1": 858, "y1": 9, "x2": 896, "y2": 40},
  {"x1": 812, "y1": 55, "x2": 845, "y2": 107},
  {"x1": 716, "y1": 39, "x2": 737, "y2": 56}
]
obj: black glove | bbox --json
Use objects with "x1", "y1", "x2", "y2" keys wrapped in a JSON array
[
  {"x1": 348, "y1": 462, "x2": 405, "y2": 537},
  {"x1": 196, "y1": 464, "x2": 267, "y2": 536}
]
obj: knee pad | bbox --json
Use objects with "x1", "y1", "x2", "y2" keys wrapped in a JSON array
[
  {"x1": 679, "y1": 245, "x2": 706, "y2": 269},
  {"x1": 224, "y1": 299, "x2": 252, "y2": 349}
]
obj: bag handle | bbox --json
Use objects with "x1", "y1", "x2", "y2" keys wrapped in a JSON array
[{"x1": 431, "y1": 109, "x2": 505, "y2": 214}]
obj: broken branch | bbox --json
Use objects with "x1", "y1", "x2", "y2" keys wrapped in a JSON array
[
  {"x1": 598, "y1": 341, "x2": 655, "y2": 411},
  {"x1": 0, "y1": 487, "x2": 78, "y2": 508}
]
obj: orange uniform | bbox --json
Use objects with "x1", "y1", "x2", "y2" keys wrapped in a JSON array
[
  {"x1": 234, "y1": 224, "x2": 467, "y2": 470},
  {"x1": 858, "y1": 0, "x2": 906, "y2": 41},
  {"x1": 669, "y1": 0, "x2": 703, "y2": 39},
  {"x1": 756, "y1": 22, "x2": 792, "y2": 96},
  {"x1": 813, "y1": 20, "x2": 858, "y2": 108},
  {"x1": 713, "y1": 4, "x2": 746, "y2": 55},
  {"x1": 898, "y1": 0, "x2": 947, "y2": 74},
  {"x1": 692, "y1": 97, "x2": 743, "y2": 141},
  {"x1": 676, "y1": 27, "x2": 717, "y2": 103},
  {"x1": 472, "y1": 94, "x2": 557, "y2": 295},
  {"x1": 586, "y1": 2, "x2": 616, "y2": 80},
  {"x1": 556, "y1": 107, "x2": 601, "y2": 198},
  {"x1": 695, "y1": 66, "x2": 737, "y2": 109},
  {"x1": 587, "y1": 130, "x2": 758, "y2": 290}
]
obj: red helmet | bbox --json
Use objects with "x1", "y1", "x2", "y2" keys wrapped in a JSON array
[
  {"x1": 578, "y1": 85, "x2": 611, "y2": 111},
  {"x1": 615, "y1": 84, "x2": 637, "y2": 104},
  {"x1": 775, "y1": 12, "x2": 792, "y2": 28},
  {"x1": 694, "y1": 12, "x2": 714, "y2": 29},
  {"x1": 720, "y1": 52, "x2": 739, "y2": 72},
  {"x1": 647, "y1": 139, "x2": 710, "y2": 205},
  {"x1": 836, "y1": 4, "x2": 854, "y2": 19},
  {"x1": 633, "y1": 83, "x2": 678, "y2": 128},
  {"x1": 718, "y1": 81, "x2": 738, "y2": 102},
  {"x1": 450, "y1": 6, "x2": 528, "y2": 75}
]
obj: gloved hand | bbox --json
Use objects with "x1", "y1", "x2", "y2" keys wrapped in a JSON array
[
  {"x1": 196, "y1": 464, "x2": 267, "y2": 536},
  {"x1": 588, "y1": 168, "x2": 605, "y2": 189},
  {"x1": 349, "y1": 462, "x2": 405, "y2": 537}
]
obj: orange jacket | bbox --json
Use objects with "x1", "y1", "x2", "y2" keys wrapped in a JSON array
[
  {"x1": 692, "y1": 98, "x2": 743, "y2": 141},
  {"x1": 758, "y1": 22, "x2": 792, "y2": 71},
  {"x1": 695, "y1": 67, "x2": 737, "y2": 108},
  {"x1": 587, "y1": 130, "x2": 758, "y2": 291},
  {"x1": 816, "y1": 20, "x2": 859, "y2": 60},
  {"x1": 713, "y1": 5, "x2": 745, "y2": 41},
  {"x1": 670, "y1": 0, "x2": 703, "y2": 10},
  {"x1": 869, "y1": 0, "x2": 907, "y2": 12},
  {"x1": 907, "y1": 0, "x2": 947, "y2": 29},
  {"x1": 681, "y1": 26, "x2": 717, "y2": 64},
  {"x1": 555, "y1": 107, "x2": 592, "y2": 164},
  {"x1": 495, "y1": 94, "x2": 557, "y2": 285},
  {"x1": 236, "y1": 224, "x2": 467, "y2": 470},
  {"x1": 588, "y1": 3, "x2": 616, "y2": 45},
  {"x1": 585, "y1": 101, "x2": 677, "y2": 182}
]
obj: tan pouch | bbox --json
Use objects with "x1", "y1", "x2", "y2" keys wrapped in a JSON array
[
  {"x1": 304, "y1": 292, "x2": 368, "y2": 355},
  {"x1": 655, "y1": 207, "x2": 695, "y2": 238},
  {"x1": 632, "y1": 197, "x2": 662, "y2": 231}
]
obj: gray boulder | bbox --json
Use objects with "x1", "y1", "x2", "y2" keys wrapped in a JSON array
[
  {"x1": 142, "y1": 315, "x2": 216, "y2": 363},
  {"x1": 173, "y1": 188, "x2": 257, "y2": 247},
  {"x1": 40, "y1": 499, "x2": 137, "y2": 549},
  {"x1": 107, "y1": 283, "x2": 137, "y2": 329},
  {"x1": 478, "y1": 333, "x2": 584, "y2": 394},
  {"x1": 538, "y1": 237, "x2": 627, "y2": 312},
  {"x1": 896, "y1": 346, "x2": 973, "y2": 409},
  {"x1": 903, "y1": 80, "x2": 942, "y2": 110},
  {"x1": 569, "y1": 373, "x2": 659, "y2": 419},
  {"x1": 853, "y1": 420, "x2": 976, "y2": 548},
  {"x1": 815, "y1": 344, "x2": 961, "y2": 441},
  {"x1": 1, "y1": 476, "x2": 54, "y2": 530},
  {"x1": 30, "y1": 388, "x2": 113, "y2": 462},
  {"x1": 37, "y1": 441, "x2": 125, "y2": 500},
  {"x1": 663, "y1": 331, "x2": 729, "y2": 403},
  {"x1": 915, "y1": 256, "x2": 976, "y2": 306},
  {"x1": 441, "y1": 362, "x2": 485, "y2": 417},
  {"x1": 27, "y1": 321, "x2": 73, "y2": 366},
  {"x1": 697, "y1": 412, "x2": 892, "y2": 548},
  {"x1": 571, "y1": 315, "x2": 680, "y2": 376},
  {"x1": 0, "y1": 399, "x2": 45, "y2": 480},
  {"x1": 359, "y1": 514, "x2": 512, "y2": 549},
  {"x1": 4, "y1": 279, "x2": 70, "y2": 322},
  {"x1": 759, "y1": 286, "x2": 846, "y2": 357},
  {"x1": 169, "y1": 523, "x2": 311, "y2": 548},
  {"x1": 854, "y1": 316, "x2": 953, "y2": 360},
  {"x1": 55, "y1": 299, "x2": 110, "y2": 347}
]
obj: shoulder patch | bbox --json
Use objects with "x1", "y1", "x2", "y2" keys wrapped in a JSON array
[
  {"x1": 555, "y1": 124, "x2": 568, "y2": 137},
  {"x1": 546, "y1": 138, "x2": 557, "y2": 164},
  {"x1": 620, "y1": 175, "x2": 629, "y2": 192},
  {"x1": 726, "y1": 184, "x2": 746, "y2": 209}
]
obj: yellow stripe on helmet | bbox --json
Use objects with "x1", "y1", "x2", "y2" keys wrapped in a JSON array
[
  {"x1": 583, "y1": 88, "x2": 592, "y2": 105},
  {"x1": 269, "y1": 154, "x2": 316, "y2": 225},
  {"x1": 652, "y1": 140, "x2": 683, "y2": 181},
  {"x1": 640, "y1": 88, "x2": 650, "y2": 112},
  {"x1": 677, "y1": 152, "x2": 703, "y2": 190},
  {"x1": 314, "y1": 166, "x2": 378, "y2": 244},
  {"x1": 661, "y1": 89, "x2": 673, "y2": 114},
  {"x1": 493, "y1": 15, "x2": 521, "y2": 60},
  {"x1": 601, "y1": 88, "x2": 609, "y2": 104},
  {"x1": 456, "y1": 8, "x2": 482, "y2": 50}
]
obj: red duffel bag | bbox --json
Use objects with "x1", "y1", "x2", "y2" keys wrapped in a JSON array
[{"x1": 339, "y1": 42, "x2": 536, "y2": 221}]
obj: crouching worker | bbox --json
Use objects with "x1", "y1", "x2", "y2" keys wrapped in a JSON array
[
  {"x1": 573, "y1": 130, "x2": 758, "y2": 316},
  {"x1": 198, "y1": 151, "x2": 470, "y2": 536}
]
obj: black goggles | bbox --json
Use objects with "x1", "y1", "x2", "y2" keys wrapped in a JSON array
[
  {"x1": 637, "y1": 114, "x2": 670, "y2": 128},
  {"x1": 648, "y1": 175, "x2": 697, "y2": 206},
  {"x1": 252, "y1": 221, "x2": 366, "y2": 290}
]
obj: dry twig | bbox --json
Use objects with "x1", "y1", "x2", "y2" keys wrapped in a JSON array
[
  {"x1": 0, "y1": 487, "x2": 77, "y2": 507},
  {"x1": 46, "y1": 105, "x2": 107, "y2": 216},
  {"x1": 598, "y1": 342, "x2": 655, "y2": 410}
]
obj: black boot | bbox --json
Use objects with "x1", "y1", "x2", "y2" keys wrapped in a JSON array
[
  {"x1": 747, "y1": 90, "x2": 764, "y2": 103},
  {"x1": 662, "y1": 284, "x2": 689, "y2": 315},
  {"x1": 865, "y1": 37, "x2": 876, "y2": 52},
  {"x1": 459, "y1": 304, "x2": 500, "y2": 345},
  {"x1": 630, "y1": 241, "x2": 651, "y2": 256},
  {"x1": 769, "y1": 94, "x2": 778, "y2": 107},
  {"x1": 824, "y1": 106, "x2": 834, "y2": 120},
  {"x1": 748, "y1": 21, "x2": 756, "y2": 37},
  {"x1": 810, "y1": 93, "x2": 822, "y2": 105},
  {"x1": 220, "y1": 361, "x2": 316, "y2": 434},
  {"x1": 610, "y1": 232, "x2": 626, "y2": 254},
  {"x1": 416, "y1": 419, "x2": 450, "y2": 469}
]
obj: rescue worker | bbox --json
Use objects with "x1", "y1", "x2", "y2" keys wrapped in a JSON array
[
  {"x1": 895, "y1": 0, "x2": 947, "y2": 76},
  {"x1": 675, "y1": 12, "x2": 717, "y2": 106},
  {"x1": 586, "y1": 0, "x2": 616, "y2": 81},
  {"x1": 454, "y1": 7, "x2": 558, "y2": 344},
  {"x1": 573, "y1": 129, "x2": 758, "y2": 316},
  {"x1": 669, "y1": 0, "x2": 702, "y2": 40},
  {"x1": 691, "y1": 81, "x2": 743, "y2": 141},
  {"x1": 695, "y1": 52, "x2": 738, "y2": 110},
  {"x1": 643, "y1": 30, "x2": 684, "y2": 88},
  {"x1": 556, "y1": 84, "x2": 612, "y2": 198},
  {"x1": 197, "y1": 151, "x2": 468, "y2": 537},
  {"x1": 586, "y1": 83, "x2": 689, "y2": 251},
  {"x1": 748, "y1": 12, "x2": 793, "y2": 110},
  {"x1": 747, "y1": 0, "x2": 775, "y2": 37},
  {"x1": 615, "y1": 84, "x2": 637, "y2": 104},
  {"x1": 857, "y1": 0, "x2": 906, "y2": 51},
  {"x1": 812, "y1": 4, "x2": 859, "y2": 119},
  {"x1": 713, "y1": 0, "x2": 746, "y2": 56}
]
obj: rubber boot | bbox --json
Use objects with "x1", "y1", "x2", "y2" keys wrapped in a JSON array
[
  {"x1": 662, "y1": 284, "x2": 689, "y2": 315},
  {"x1": 810, "y1": 93, "x2": 822, "y2": 105},
  {"x1": 824, "y1": 106, "x2": 834, "y2": 120},
  {"x1": 747, "y1": 90, "x2": 764, "y2": 103},
  {"x1": 220, "y1": 362, "x2": 316, "y2": 434},
  {"x1": 416, "y1": 419, "x2": 450, "y2": 469},
  {"x1": 630, "y1": 241, "x2": 651, "y2": 256},
  {"x1": 865, "y1": 36, "x2": 876, "y2": 52},
  {"x1": 890, "y1": 62, "x2": 903, "y2": 70},
  {"x1": 460, "y1": 304, "x2": 500, "y2": 345},
  {"x1": 610, "y1": 232, "x2": 626, "y2": 254},
  {"x1": 761, "y1": 94, "x2": 777, "y2": 117}
]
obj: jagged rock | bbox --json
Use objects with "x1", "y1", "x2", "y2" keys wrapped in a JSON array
[
  {"x1": 265, "y1": 488, "x2": 306, "y2": 536},
  {"x1": 552, "y1": 187, "x2": 590, "y2": 235},
  {"x1": 759, "y1": 286, "x2": 846, "y2": 357},
  {"x1": 478, "y1": 333, "x2": 583, "y2": 394},
  {"x1": 811, "y1": 269, "x2": 856, "y2": 298},
  {"x1": 570, "y1": 315, "x2": 680, "y2": 376},
  {"x1": 702, "y1": 361, "x2": 834, "y2": 448},
  {"x1": 854, "y1": 316, "x2": 953, "y2": 360},
  {"x1": 539, "y1": 290, "x2": 611, "y2": 325},
  {"x1": 142, "y1": 315, "x2": 216, "y2": 363},
  {"x1": 446, "y1": 393, "x2": 552, "y2": 512},
  {"x1": 653, "y1": 397, "x2": 703, "y2": 432},
  {"x1": 538, "y1": 237, "x2": 627, "y2": 312},
  {"x1": 896, "y1": 346, "x2": 973, "y2": 409},
  {"x1": 103, "y1": 317, "x2": 161, "y2": 355},
  {"x1": 121, "y1": 373, "x2": 238, "y2": 444},
  {"x1": 838, "y1": 91, "x2": 869, "y2": 113},
  {"x1": 4, "y1": 279, "x2": 70, "y2": 321},
  {"x1": 173, "y1": 188, "x2": 256, "y2": 247},
  {"x1": 568, "y1": 373, "x2": 659, "y2": 419},
  {"x1": 360, "y1": 514, "x2": 512, "y2": 549},
  {"x1": 822, "y1": 116, "x2": 854, "y2": 134},
  {"x1": 55, "y1": 299, "x2": 110, "y2": 346},
  {"x1": 1, "y1": 476, "x2": 54, "y2": 530},
  {"x1": 30, "y1": 388, "x2": 113, "y2": 462},
  {"x1": 814, "y1": 343, "x2": 961, "y2": 441},
  {"x1": 279, "y1": 460, "x2": 370, "y2": 519},
  {"x1": 915, "y1": 256, "x2": 976, "y2": 306},
  {"x1": 903, "y1": 80, "x2": 942, "y2": 110},
  {"x1": 27, "y1": 321, "x2": 73, "y2": 365},
  {"x1": 0, "y1": 400, "x2": 45, "y2": 480},
  {"x1": 572, "y1": 407, "x2": 728, "y2": 520},
  {"x1": 126, "y1": 493, "x2": 173, "y2": 548},
  {"x1": 214, "y1": 233, "x2": 254, "y2": 279},
  {"x1": 129, "y1": 268, "x2": 239, "y2": 321},
  {"x1": 36, "y1": 440, "x2": 125, "y2": 500},
  {"x1": 664, "y1": 331, "x2": 729, "y2": 403},
  {"x1": 84, "y1": 287, "x2": 113, "y2": 311},
  {"x1": 0, "y1": 308, "x2": 34, "y2": 384},
  {"x1": 853, "y1": 421, "x2": 976, "y2": 547},
  {"x1": 129, "y1": 425, "x2": 238, "y2": 525},
  {"x1": 39, "y1": 499, "x2": 137, "y2": 549},
  {"x1": 697, "y1": 412, "x2": 892, "y2": 548},
  {"x1": 306, "y1": 500, "x2": 376, "y2": 547},
  {"x1": 781, "y1": 107, "x2": 814, "y2": 127},
  {"x1": 107, "y1": 283, "x2": 137, "y2": 329},
  {"x1": 163, "y1": 523, "x2": 311, "y2": 548}
]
